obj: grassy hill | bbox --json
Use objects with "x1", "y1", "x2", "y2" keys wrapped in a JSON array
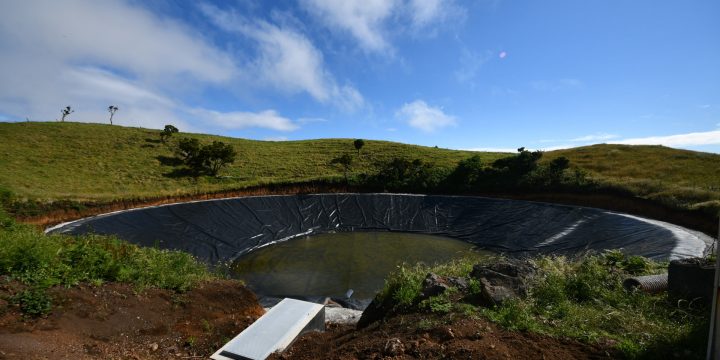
[
  {"x1": 0, "y1": 122, "x2": 499, "y2": 202},
  {"x1": 1, "y1": 121, "x2": 719, "y2": 218},
  {"x1": 548, "y1": 144, "x2": 720, "y2": 213}
]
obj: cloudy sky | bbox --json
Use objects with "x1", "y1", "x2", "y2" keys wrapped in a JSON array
[{"x1": 1, "y1": 0, "x2": 718, "y2": 152}]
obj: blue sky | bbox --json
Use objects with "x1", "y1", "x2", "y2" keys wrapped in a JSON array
[{"x1": 1, "y1": 0, "x2": 718, "y2": 152}]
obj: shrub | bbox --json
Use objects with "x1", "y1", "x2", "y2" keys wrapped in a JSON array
[
  {"x1": 173, "y1": 138, "x2": 236, "y2": 176},
  {"x1": 0, "y1": 224, "x2": 212, "y2": 293},
  {"x1": 160, "y1": 124, "x2": 179, "y2": 143},
  {"x1": 368, "y1": 158, "x2": 448, "y2": 192},
  {"x1": 353, "y1": 139, "x2": 365, "y2": 155},
  {"x1": 12, "y1": 287, "x2": 52, "y2": 317}
]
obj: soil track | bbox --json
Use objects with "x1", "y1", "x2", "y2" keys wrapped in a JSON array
[
  {"x1": 1, "y1": 277, "x2": 621, "y2": 359},
  {"x1": 272, "y1": 313, "x2": 619, "y2": 360},
  {"x1": 0, "y1": 279, "x2": 264, "y2": 359}
]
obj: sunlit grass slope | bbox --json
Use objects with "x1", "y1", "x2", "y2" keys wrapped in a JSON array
[
  {"x1": 1, "y1": 122, "x2": 719, "y2": 215},
  {"x1": 547, "y1": 144, "x2": 720, "y2": 212},
  {"x1": 0, "y1": 122, "x2": 496, "y2": 201}
]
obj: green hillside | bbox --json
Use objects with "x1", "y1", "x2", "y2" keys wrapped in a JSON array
[
  {"x1": 0, "y1": 122, "x2": 498, "y2": 201},
  {"x1": 1, "y1": 122, "x2": 719, "y2": 217},
  {"x1": 548, "y1": 144, "x2": 720, "y2": 212}
]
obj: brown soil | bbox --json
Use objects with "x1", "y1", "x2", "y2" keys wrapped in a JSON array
[
  {"x1": 0, "y1": 279, "x2": 264, "y2": 359},
  {"x1": 273, "y1": 313, "x2": 620, "y2": 360}
]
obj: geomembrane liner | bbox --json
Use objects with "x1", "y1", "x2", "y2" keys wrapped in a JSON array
[{"x1": 47, "y1": 193, "x2": 712, "y2": 263}]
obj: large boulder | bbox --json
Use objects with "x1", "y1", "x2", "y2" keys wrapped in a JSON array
[{"x1": 469, "y1": 259, "x2": 535, "y2": 306}]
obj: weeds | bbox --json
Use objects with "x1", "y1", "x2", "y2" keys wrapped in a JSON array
[
  {"x1": 376, "y1": 251, "x2": 709, "y2": 358},
  {"x1": 12, "y1": 287, "x2": 52, "y2": 317},
  {"x1": 0, "y1": 213, "x2": 214, "y2": 316}
]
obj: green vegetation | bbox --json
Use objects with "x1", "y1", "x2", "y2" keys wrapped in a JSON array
[
  {"x1": 549, "y1": 144, "x2": 720, "y2": 215},
  {"x1": 0, "y1": 122, "x2": 489, "y2": 203},
  {"x1": 376, "y1": 253, "x2": 709, "y2": 359},
  {"x1": 0, "y1": 209, "x2": 213, "y2": 316},
  {"x1": 160, "y1": 124, "x2": 179, "y2": 143},
  {"x1": 0, "y1": 122, "x2": 719, "y2": 220},
  {"x1": 353, "y1": 138, "x2": 365, "y2": 155},
  {"x1": 175, "y1": 137, "x2": 237, "y2": 176}
]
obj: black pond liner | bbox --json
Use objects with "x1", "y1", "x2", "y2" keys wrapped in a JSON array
[{"x1": 48, "y1": 193, "x2": 711, "y2": 263}]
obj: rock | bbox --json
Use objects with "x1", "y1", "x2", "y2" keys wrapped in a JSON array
[
  {"x1": 149, "y1": 343, "x2": 159, "y2": 352},
  {"x1": 421, "y1": 273, "x2": 451, "y2": 298},
  {"x1": 448, "y1": 276, "x2": 468, "y2": 291},
  {"x1": 469, "y1": 260, "x2": 535, "y2": 306},
  {"x1": 384, "y1": 338, "x2": 405, "y2": 356},
  {"x1": 357, "y1": 288, "x2": 403, "y2": 330}
]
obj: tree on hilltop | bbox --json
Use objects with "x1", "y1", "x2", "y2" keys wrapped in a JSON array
[
  {"x1": 60, "y1": 106, "x2": 73, "y2": 122},
  {"x1": 107, "y1": 105, "x2": 118, "y2": 125},
  {"x1": 160, "y1": 124, "x2": 179, "y2": 143},
  {"x1": 354, "y1": 139, "x2": 365, "y2": 155}
]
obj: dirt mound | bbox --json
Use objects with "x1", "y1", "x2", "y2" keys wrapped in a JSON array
[
  {"x1": 0, "y1": 279, "x2": 264, "y2": 359},
  {"x1": 273, "y1": 313, "x2": 619, "y2": 360}
]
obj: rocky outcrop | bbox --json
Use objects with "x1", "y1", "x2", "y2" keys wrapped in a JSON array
[{"x1": 469, "y1": 260, "x2": 536, "y2": 306}]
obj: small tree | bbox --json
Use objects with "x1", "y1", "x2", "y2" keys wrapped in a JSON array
[
  {"x1": 353, "y1": 139, "x2": 365, "y2": 155},
  {"x1": 201, "y1": 141, "x2": 237, "y2": 175},
  {"x1": 175, "y1": 137, "x2": 201, "y2": 162},
  {"x1": 330, "y1": 153, "x2": 353, "y2": 183},
  {"x1": 107, "y1": 105, "x2": 118, "y2": 125},
  {"x1": 160, "y1": 124, "x2": 179, "y2": 143},
  {"x1": 174, "y1": 137, "x2": 236, "y2": 176},
  {"x1": 547, "y1": 156, "x2": 570, "y2": 184},
  {"x1": 60, "y1": 106, "x2": 73, "y2": 122}
]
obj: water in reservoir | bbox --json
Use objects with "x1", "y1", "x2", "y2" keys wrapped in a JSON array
[{"x1": 231, "y1": 232, "x2": 494, "y2": 300}]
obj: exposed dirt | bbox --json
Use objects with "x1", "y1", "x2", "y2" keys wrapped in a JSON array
[
  {"x1": 273, "y1": 313, "x2": 620, "y2": 360},
  {"x1": 0, "y1": 279, "x2": 264, "y2": 359}
]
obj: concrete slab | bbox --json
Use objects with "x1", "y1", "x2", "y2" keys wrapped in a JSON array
[{"x1": 211, "y1": 298, "x2": 325, "y2": 360}]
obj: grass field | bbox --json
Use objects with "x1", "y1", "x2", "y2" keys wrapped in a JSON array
[
  {"x1": 0, "y1": 122, "x2": 498, "y2": 202},
  {"x1": 1, "y1": 121, "x2": 719, "y2": 216}
]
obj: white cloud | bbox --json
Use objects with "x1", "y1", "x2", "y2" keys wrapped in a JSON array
[
  {"x1": 200, "y1": 4, "x2": 363, "y2": 111},
  {"x1": 300, "y1": 0, "x2": 397, "y2": 52},
  {"x1": 408, "y1": 0, "x2": 445, "y2": 26},
  {"x1": 570, "y1": 133, "x2": 619, "y2": 142},
  {"x1": 397, "y1": 100, "x2": 456, "y2": 132},
  {"x1": 0, "y1": 0, "x2": 235, "y2": 84},
  {"x1": 300, "y1": 0, "x2": 462, "y2": 53},
  {"x1": 610, "y1": 130, "x2": 720, "y2": 147},
  {"x1": 191, "y1": 109, "x2": 298, "y2": 132},
  {"x1": 0, "y1": 0, "x2": 316, "y2": 135}
]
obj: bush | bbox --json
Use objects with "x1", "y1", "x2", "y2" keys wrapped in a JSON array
[
  {"x1": 174, "y1": 138, "x2": 236, "y2": 176},
  {"x1": 375, "y1": 253, "x2": 708, "y2": 358},
  {"x1": 12, "y1": 287, "x2": 52, "y2": 317},
  {"x1": 0, "y1": 224, "x2": 212, "y2": 293},
  {"x1": 160, "y1": 124, "x2": 179, "y2": 143},
  {"x1": 368, "y1": 158, "x2": 449, "y2": 192}
]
